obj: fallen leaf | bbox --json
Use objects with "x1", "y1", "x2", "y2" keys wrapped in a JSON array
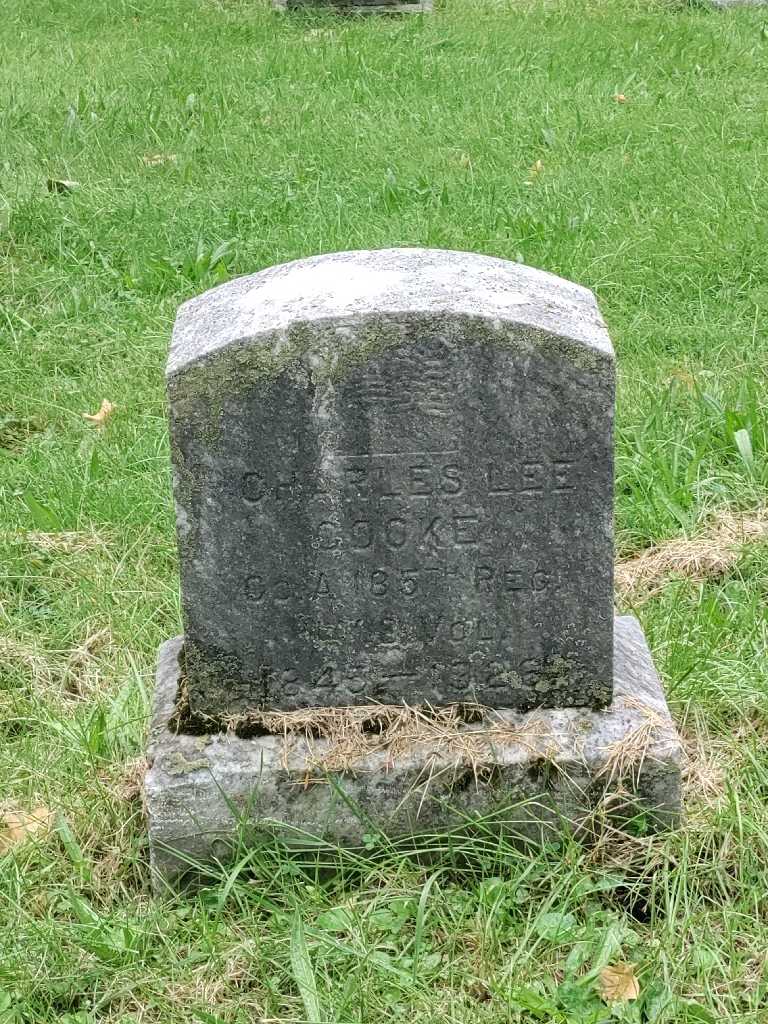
[
  {"x1": 141, "y1": 153, "x2": 177, "y2": 166},
  {"x1": 598, "y1": 963, "x2": 640, "y2": 1003},
  {"x1": 529, "y1": 159, "x2": 544, "y2": 177},
  {"x1": 47, "y1": 178, "x2": 80, "y2": 194},
  {"x1": 614, "y1": 93, "x2": 627, "y2": 103},
  {"x1": 0, "y1": 805, "x2": 54, "y2": 854},
  {"x1": 82, "y1": 399, "x2": 115, "y2": 427}
]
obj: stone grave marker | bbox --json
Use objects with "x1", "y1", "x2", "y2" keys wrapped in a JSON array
[
  {"x1": 273, "y1": 0, "x2": 432, "y2": 12},
  {"x1": 168, "y1": 248, "x2": 614, "y2": 718},
  {"x1": 145, "y1": 249, "x2": 682, "y2": 888}
]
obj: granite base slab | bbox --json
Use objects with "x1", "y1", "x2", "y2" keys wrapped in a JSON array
[{"x1": 145, "y1": 616, "x2": 682, "y2": 890}]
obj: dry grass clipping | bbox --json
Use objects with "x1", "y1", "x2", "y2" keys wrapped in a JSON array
[
  {"x1": 0, "y1": 529, "x2": 110, "y2": 556},
  {"x1": 100, "y1": 757, "x2": 148, "y2": 805},
  {"x1": 0, "y1": 635, "x2": 56, "y2": 687},
  {"x1": 277, "y1": 704, "x2": 552, "y2": 776},
  {"x1": 616, "y1": 508, "x2": 768, "y2": 603},
  {"x1": 678, "y1": 706, "x2": 752, "y2": 816},
  {"x1": 63, "y1": 627, "x2": 116, "y2": 699},
  {"x1": 585, "y1": 695, "x2": 675, "y2": 846},
  {"x1": 680, "y1": 727, "x2": 730, "y2": 815},
  {"x1": 24, "y1": 530, "x2": 109, "y2": 554},
  {"x1": 0, "y1": 627, "x2": 118, "y2": 703},
  {"x1": 596, "y1": 695, "x2": 669, "y2": 789},
  {"x1": 172, "y1": 677, "x2": 553, "y2": 775}
]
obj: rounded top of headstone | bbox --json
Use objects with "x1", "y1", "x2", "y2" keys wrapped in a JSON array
[{"x1": 167, "y1": 248, "x2": 612, "y2": 380}]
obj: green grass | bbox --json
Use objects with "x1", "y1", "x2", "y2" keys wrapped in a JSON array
[{"x1": 2, "y1": 0, "x2": 768, "y2": 1020}]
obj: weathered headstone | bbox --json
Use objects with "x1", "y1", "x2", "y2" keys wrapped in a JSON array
[
  {"x1": 273, "y1": 0, "x2": 432, "y2": 12},
  {"x1": 169, "y1": 249, "x2": 614, "y2": 718},
  {"x1": 146, "y1": 249, "x2": 682, "y2": 888}
]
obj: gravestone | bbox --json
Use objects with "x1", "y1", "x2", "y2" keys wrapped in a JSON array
[
  {"x1": 273, "y1": 0, "x2": 432, "y2": 12},
  {"x1": 145, "y1": 249, "x2": 682, "y2": 888},
  {"x1": 169, "y1": 248, "x2": 614, "y2": 718}
]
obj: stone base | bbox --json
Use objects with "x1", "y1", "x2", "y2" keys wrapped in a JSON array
[
  {"x1": 273, "y1": 0, "x2": 432, "y2": 11},
  {"x1": 145, "y1": 616, "x2": 682, "y2": 889}
]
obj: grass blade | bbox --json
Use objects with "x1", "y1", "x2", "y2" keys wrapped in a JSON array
[
  {"x1": 22, "y1": 491, "x2": 62, "y2": 531},
  {"x1": 412, "y1": 870, "x2": 445, "y2": 981},
  {"x1": 734, "y1": 428, "x2": 754, "y2": 471},
  {"x1": 290, "y1": 911, "x2": 323, "y2": 1024}
]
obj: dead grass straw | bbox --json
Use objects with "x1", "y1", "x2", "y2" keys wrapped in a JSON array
[
  {"x1": 171, "y1": 675, "x2": 554, "y2": 775},
  {"x1": 615, "y1": 508, "x2": 768, "y2": 603}
]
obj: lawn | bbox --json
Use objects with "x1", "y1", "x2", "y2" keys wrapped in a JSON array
[{"x1": 2, "y1": 0, "x2": 768, "y2": 1020}]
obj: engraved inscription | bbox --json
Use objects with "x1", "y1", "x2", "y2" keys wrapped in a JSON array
[
  {"x1": 311, "y1": 513, "x2": 485, "y2": 553},
  {"x1": 239, "y1": 451, "x2": 578, "y2": 509},
  {"x1": 354, "y1": 343, "x2": 455, "y2": 418},
  {"x1": 171, "y1": 254, "x2": 614, "y2": 715},
  {"x1": 350, "y1": 564, "x2": 553, "y2": 599},
  {"x1": 244, "y1": 565, "x2": 555, "y2": 606},
  {"x1": 280, "y1": 648, "x2": 586, "y2": 693},
  {"x1": 487, "y1": 458, "x2": 576, "y2": 496},
  {"x1": 235, "y1": 438, "x2": 576, "y2": 704}
]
